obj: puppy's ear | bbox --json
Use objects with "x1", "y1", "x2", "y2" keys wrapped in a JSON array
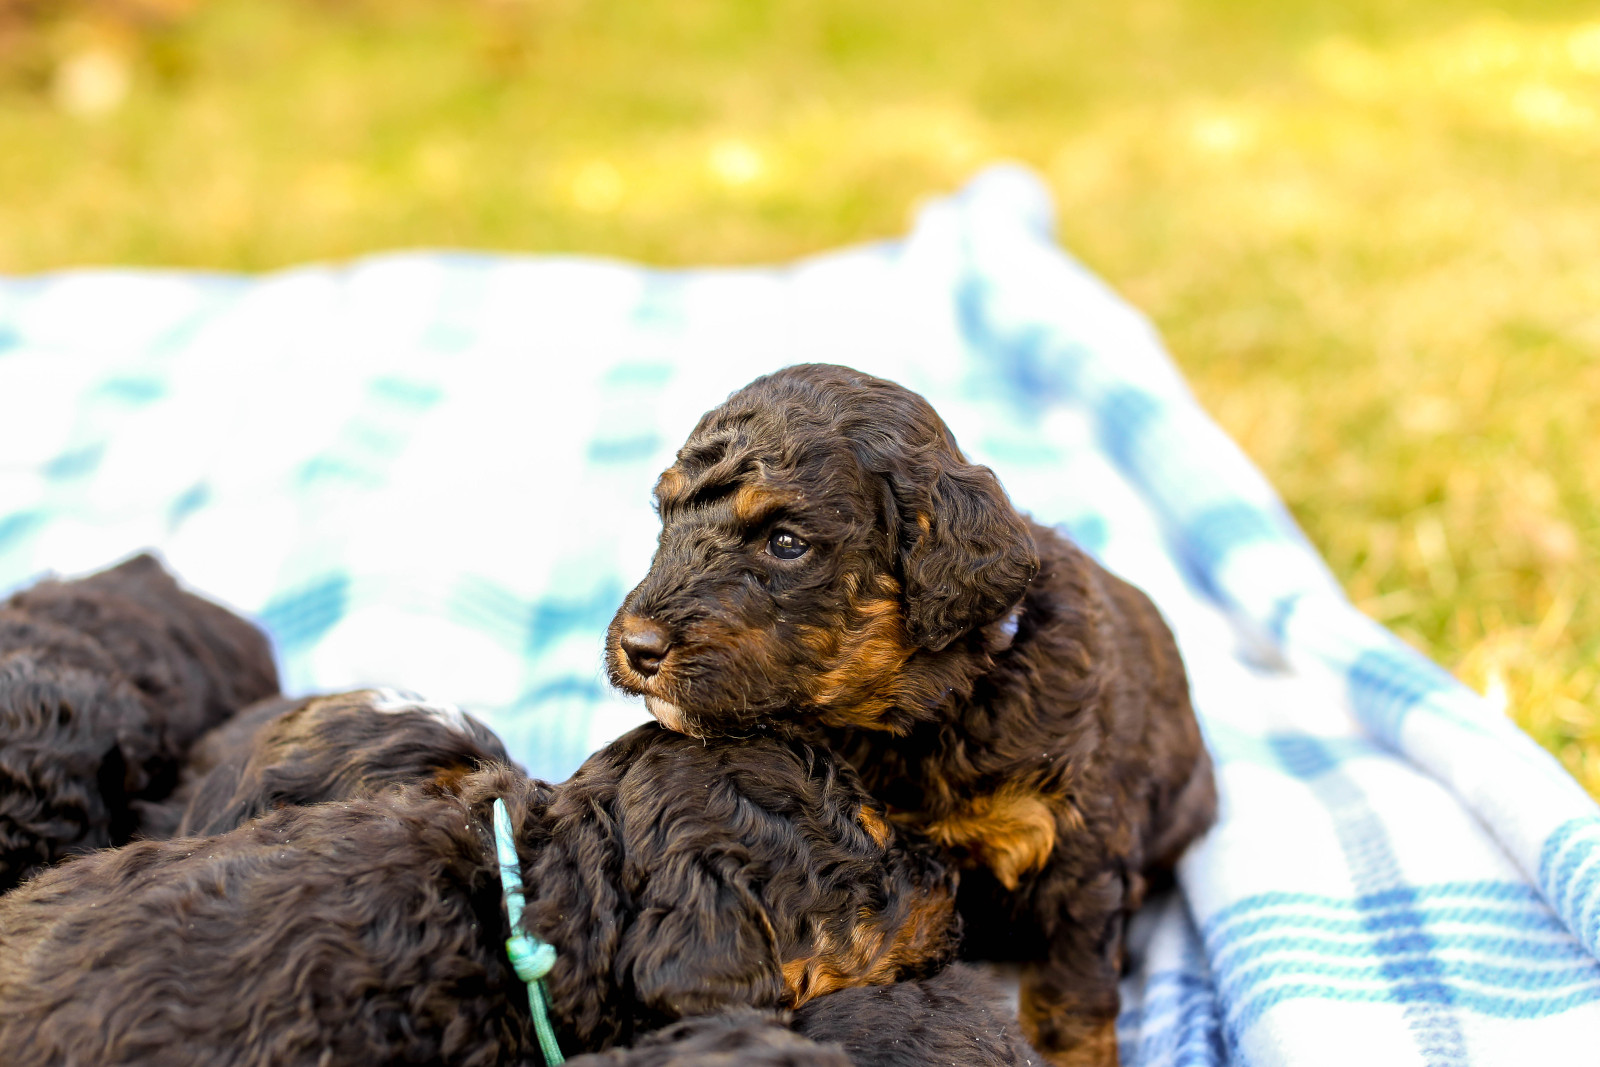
[
  {"x1": 897, "y1": 459, "x2": 1038, "y2": 652},
  {"x1": 618, "y1": 853, "x2": 786, "y2": 1020}
]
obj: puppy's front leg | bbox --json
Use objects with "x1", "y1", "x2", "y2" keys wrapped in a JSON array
[
  {"x1": 1018, "y1": 880, "x2": 1126, "y2": 1067},
  {"x1": 1020, "y1": 966, "x2": 1120, "y2": 1067}
]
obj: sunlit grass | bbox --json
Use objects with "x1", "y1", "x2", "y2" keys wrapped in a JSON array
[{"x1": 2, "y1": 0, "x2": 1596, "y2": 792}]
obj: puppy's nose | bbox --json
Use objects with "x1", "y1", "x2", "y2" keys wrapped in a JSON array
[{"x1": 619, "y1": 616, "x2": 672, "y2": 677}]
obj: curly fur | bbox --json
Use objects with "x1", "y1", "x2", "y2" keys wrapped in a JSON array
[
  {"x1": 0, "y1": 554, "x2": 279, "y2": 889},
  {"x1": 142, "y1": 688, "x2": 514, "y2": 838},
  {"x1": 8, "y1": 553, "x2": 279, "y2": 741},
  {"x1": 566, "y1": 965, "x2": 1036, "y2": 1067},
  {"x1": 565, "y1": 1011, "x2": 850, "y2": 1067},
  {"x1": 606, "y1": 364, "x2": 1217, "y2": 1065},
  {"x1": 793, "y1": 964, "x2": 1038, "y2": 1067},
  {"x1": 0, "y1": 724, "x2": 959, "y2": 1066}
]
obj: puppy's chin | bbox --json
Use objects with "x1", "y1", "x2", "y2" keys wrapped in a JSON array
[{"x1": 644, "y1": 696, "x2": 702, "y2": 738}]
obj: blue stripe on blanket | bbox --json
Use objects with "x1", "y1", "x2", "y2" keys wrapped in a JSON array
[
  {"x1": 0, "y1": 513, "x2": 41, "y2": 559},
  {"x1": 1265, "y1": 735, "x2": 1467, "y2": 1063},
  {"x1": 258, "y1": 574, "x2": 351, "y2": 655},
  {"x1": 1183, "y1": 502, "x2": 1283, "y2": 577},
  {"x1": 97, "y1": 376, "x2": 167, "y2": 404},
  {"x1": 42, "y1": 443, "x2": 106, "y2": 482},
  {"x1": 955, "y1": 277, "x2": 1080, "y2": 419},
  {"x1": 1231, "y1": 982, "x2": 1600, "y2": 1033},
  {"x1": 524, "y1": 581, "x2": 626, "y2": 656},
  {"x1": 1540, "y1": 816, "x2": 1600, "y2": 960},
  {"x1": 448, "y1": 576, "x2": 541, "y2": 652},
  {"x1": 167, "y1": 482, "x2": 212, "y2": 531},
  {"x1": 1346, "y1": 647, "x2": 1461, "y2": 739},
  {"x1": 1216, "y1": 933, "x2": 1595, "y2": 968},
  {"x1": 1207, "y1": 883, "x2": 1572, "y2": 935},
  {"x1": 370, "y1": 376, "x2": 445, "y2": 411},
  {"x1": 1206, "y1": 881, "x2": 1600, "y2": 1035},
  {"x1": 1124, "y1": 971, "x2": 1227, "y2": 1067}
]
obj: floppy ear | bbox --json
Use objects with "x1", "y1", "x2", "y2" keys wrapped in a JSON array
[
  {"x1": 897, "y1": 459, "x2": 1039, "y2": 652},
  {"x1": 617, "y1": 850, "x2": 786, "y2": 1020}
]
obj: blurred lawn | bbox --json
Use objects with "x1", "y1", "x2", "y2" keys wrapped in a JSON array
[{"x1": 2, "y1": 0, "x2": 1597, "y2": 792}]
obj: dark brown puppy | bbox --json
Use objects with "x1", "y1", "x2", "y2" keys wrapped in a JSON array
[
  {"x1": 0, "y1": 554, "x2": 279, "y2": 888},
  {"x1": 606, "y1": 364, "x2": 1215, "y2": 1066},
  {"x1": 152, "y1": 691, "x2": 1029, "y2": 1067},
  {"x1": 0, "y1": 724, "x2": 958, "y2": 1066},
  {"x1": 142, "y1": 688, "x2": 514, "y2": 839}
]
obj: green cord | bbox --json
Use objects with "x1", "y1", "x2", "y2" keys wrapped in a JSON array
[{"x1": 493, "y1": 797, "x2": 565, "y2": 1066}]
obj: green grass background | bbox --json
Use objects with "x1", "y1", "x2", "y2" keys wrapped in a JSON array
[{"x1": 4, "y1": 0, "x2": 1597, "y2": 792}]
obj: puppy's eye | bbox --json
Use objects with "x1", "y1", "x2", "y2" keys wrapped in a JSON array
[{"x1": 767, "y1": 530, "x2": 810, "y2": 561}]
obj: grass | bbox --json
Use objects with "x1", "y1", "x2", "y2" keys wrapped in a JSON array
[{"x1": 3, "y1": 0, "x2": 1597, "y2": 792}]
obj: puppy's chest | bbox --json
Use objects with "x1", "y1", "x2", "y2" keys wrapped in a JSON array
[
  {"x1": 825, "y1": 725, "x2": 1076, "y2": 891},
  {"x1": 888, "y1": 784, "x2": 1070, "y2": 892}
]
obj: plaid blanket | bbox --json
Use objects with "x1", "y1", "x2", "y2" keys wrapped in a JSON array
[{"x1": 2, "y1": 166, "x2": 1596, "y2": 1065}]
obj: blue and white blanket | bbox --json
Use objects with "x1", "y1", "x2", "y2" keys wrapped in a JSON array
[{"x1": 2, "y1": 166, "x2": 1596, "y2": 1065}]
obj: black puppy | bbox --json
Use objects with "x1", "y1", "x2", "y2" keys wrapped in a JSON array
[
  {"x1": 143, "y1": 688, "x2": 513, "y2": 838},
  {"x1": 607, "y1": 364, "x2": 1214, "y2": 1065},
  {"x1": 0, "y1": 725, "x2": 958, "y2": 1065},
  {"x1": 0, "y1": 554, "x2": 279, "y2": 889}
]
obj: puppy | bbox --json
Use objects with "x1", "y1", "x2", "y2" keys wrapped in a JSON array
[
  {"x1": 0, "y1": 554, "x2": 279, "y2": 889},
  {"x1": 142, "y1": 688, "x2": 514, "y2": 839},
  {"x1": 152, "y1": 691, "x2": 1029, "y2": 1067},
  {"x1": 0, "y1": 724, "x2": 958, "y2": 1065},
  {"x1": 607, "y1": 364, "x2": 1216, "y2": 1066}
]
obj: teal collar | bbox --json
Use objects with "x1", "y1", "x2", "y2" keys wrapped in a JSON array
[{"x1": 492, "y1": 797, "x2": 565, "y2": 1065}]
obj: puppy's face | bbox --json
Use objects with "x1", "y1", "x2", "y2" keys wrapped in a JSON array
[{"x1": 607, "y1": 363, "x2": 1038, "y2": 737}]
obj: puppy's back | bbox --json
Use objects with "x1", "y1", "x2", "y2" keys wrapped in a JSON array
[
  {"x1": 8, "y1": 553, "x2": 279, "y2": 742},
  {"x1": 0, "y1": 784, "x2": 528, "y2": 1067},
  {"x1": 78, "y1": 553, "x2": 280, "y2": 718}
]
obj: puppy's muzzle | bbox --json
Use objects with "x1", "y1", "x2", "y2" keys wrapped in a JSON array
[{"x1": 618, "y1": 615, "x2": 672, "y2": 678}]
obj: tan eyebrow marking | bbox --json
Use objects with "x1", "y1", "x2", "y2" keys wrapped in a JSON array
[{"x1": 733, "y1": 483, "x2": 787, "y2": 526}]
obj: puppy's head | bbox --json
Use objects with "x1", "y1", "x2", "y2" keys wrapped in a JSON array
[
  {"x1": 168, "y1": 688, "x2": 512, "y2": 837},
  {"x1": 607, "y1": 363, "x2": 1038, "y2": 736}
]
